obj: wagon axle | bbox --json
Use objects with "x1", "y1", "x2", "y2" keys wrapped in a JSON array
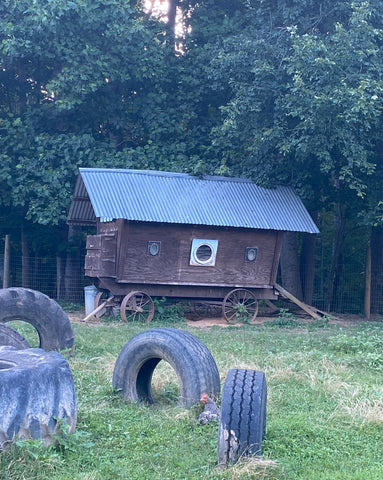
[{"x1": 90, "y1": 288, "x2": 260, "y2": 324}]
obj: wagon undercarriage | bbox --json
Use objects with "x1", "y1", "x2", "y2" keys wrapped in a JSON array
[{"x1": 89, "y1": 278, "x2": 279, "y2": 324}]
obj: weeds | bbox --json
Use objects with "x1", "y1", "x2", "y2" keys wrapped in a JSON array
[
  {"x1": 153, "y1": 297, "x2": 186, "y2": 324},
  {"x1": 265, "y1": 308, "x2": 300, "y2": 328}
]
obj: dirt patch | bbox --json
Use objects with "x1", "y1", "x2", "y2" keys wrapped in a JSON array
[
  {"x1": 67, "y1": 309, "x2": 372, "y2": 328},
  {"x1": 67, "y1": 310, "x2": 100, "y2": 325},
  {"x1": 185, "y1": 313, "x2": 372, "y2": 328},
  {"x1": 186, "y1": 316, "x2": 274, "y2": 328}
]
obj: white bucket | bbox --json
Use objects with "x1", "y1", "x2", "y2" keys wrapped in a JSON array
[{"x1": 84, "y1": 285, "x2": 98, "y2": 316}]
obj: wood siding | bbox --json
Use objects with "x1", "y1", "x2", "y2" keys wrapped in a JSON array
[
  {"x1": 108, "y1": 221, "x2": 281, "y2": 288},
  {"x1": 85, "y1": 221, "x2": 120, "y2": 277}
]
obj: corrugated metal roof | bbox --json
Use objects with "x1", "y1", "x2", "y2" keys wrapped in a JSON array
[
  {"x1": 67, "y1": 168, "x2": 319, "y2": 233},
  {"x1": 67, "y1": 174, "x2": 96, "y2": 225}
]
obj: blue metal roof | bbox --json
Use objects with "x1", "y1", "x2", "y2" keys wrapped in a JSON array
[{"x1": 68, "y1": 168, "x2": 319, "y2": 233}]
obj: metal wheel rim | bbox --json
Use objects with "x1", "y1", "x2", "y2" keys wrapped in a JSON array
[
  {"x1": 222, "y1": 289, "x2": 258, "y2": 324},
  {"x1": 120, "y1": 291, "x2": 155, "y2": 323}
]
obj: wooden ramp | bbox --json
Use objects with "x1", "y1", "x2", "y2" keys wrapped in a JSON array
[{"x1": 274, "y1": 284, "x2": 331, "y2": 320}]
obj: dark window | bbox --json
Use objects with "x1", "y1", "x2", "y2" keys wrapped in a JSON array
[
  {"x1": 147, "y1": 241, "x2": 161, "y2": 256},
  {"x1": 195, "y1": 244, "x2": 213, "y2": 263},
  {"x1": 246, "y1": 247, "x2": 258, "y2": 262}
]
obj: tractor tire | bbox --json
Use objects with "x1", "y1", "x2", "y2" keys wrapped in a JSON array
[
  {"x1": 0, "y1": 324, "x2": 30, "y2": 349},
  {"x1": 113, "y1": 328, "x2": 220, "y2": 407},
  {"x1": 218, "y1": 369, "x2": 267, "y2": 466},
  {"x1": 0, "y1": 346, "x2": 77, "y2": 450},
  {"x1": 0, "y1": 288, "x2": 74, "y2": 351}
]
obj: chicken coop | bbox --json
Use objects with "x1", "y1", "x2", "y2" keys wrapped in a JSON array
[{"x1": 68, "y1": 168, "x2": 319, "y2": 323}]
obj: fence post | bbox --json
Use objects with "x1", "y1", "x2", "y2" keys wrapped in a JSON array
[
  {"x1": 3, "y1": 234, "x2": 10, "y2": 288},
  {"x1": 364, "y1": 240, "x2": 371, "y2": 319}
]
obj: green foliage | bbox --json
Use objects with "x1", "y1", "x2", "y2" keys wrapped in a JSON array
[
  {"x1": 208, "y1": 1, "x2": 383, "y2": 223},
  {"x1": 152, "y1": 297, "x2": 187, "y2": 324},
  {"x1": 0, "y1": 0, "x2": 175, "y2": 225},
  {"x1": 57, "y1": 301, "x2": 83, "y2": 313},
  {"x1": 265, "y1": 308, "x2": 300, "y2": 328},
  {"x1": 309, "y1": 315, "x2": 331, "y2": 329},
  {"x1": 230, "y1": 302, "x2": 254, "y2": 324}
]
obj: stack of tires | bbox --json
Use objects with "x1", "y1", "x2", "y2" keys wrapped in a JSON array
[{"x1": 0, "y1": 288, "x2": 77, "y2": 450}]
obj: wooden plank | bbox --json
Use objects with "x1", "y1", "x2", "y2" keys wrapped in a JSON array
[
  {"x1": 274, "y1": 283, "x2": 322, "y2": 320},
  {"x1": 264, "y1": 299, "x2": 280, "y2": 312},
  {"x1": 81, "y1": 296, "x2": 115, "y2": 322},
  {"x1": 270, "y1": 231, "x2": 284, "y2": 285}
]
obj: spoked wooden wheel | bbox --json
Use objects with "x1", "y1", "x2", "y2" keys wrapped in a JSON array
[
  {"x1": 94, "y1": 290, "x2": 114, "y2": 318},
  {"x1": 120, "y1": 291, "x2": 155, "y2": 323},
  {"x1": 222, "y1": 289, "x2": 258, "y2": 324}
]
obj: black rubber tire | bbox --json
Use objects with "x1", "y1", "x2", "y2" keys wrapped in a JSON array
[
  {"x1": 218, "y1": 369, "x2": 267, "y2": 466},
  {"x1": 0, "y1": 324, "x2": 30, "y2": 349},
  {"x1": 0, "y1": 288, "x2": 74, "y2": 351},
  {"x1": 0, "y1": 346, "x2": 77, "y2": 449},
  {"x1": 113, "y1": 327, "x2": 221, "y2": 407}
]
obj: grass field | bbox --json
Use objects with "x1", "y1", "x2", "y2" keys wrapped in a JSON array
[{"x1": 2, "y1": 310, "x2": 383, "y2": 480}]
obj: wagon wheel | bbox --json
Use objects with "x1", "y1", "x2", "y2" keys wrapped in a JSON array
[
  {"x1": 94, "y1": 290, "x2": 114, "y2": 318},
  {"x1": 222, "y1": 288, "x2": 259, "y2": 324},
  {"x1": 120, "y1": 291, "x2": 155, "y2": 323}
]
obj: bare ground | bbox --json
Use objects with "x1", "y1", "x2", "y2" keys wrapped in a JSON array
[{"x1": 67, "y1": 308, "x2": 371, "y2": 328}]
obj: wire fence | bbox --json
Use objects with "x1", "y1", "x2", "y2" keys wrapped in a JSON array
[
  {"x1": 0, "y1": 255, "x2": 90, "y2": 305},
  {"x1": 0, "y1": 254, "x2": 382, "y2": 316}
]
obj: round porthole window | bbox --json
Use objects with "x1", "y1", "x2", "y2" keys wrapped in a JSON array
[
  {"x1": 190, "y1": 239, "x2": 218, "y2": 266},
  {"x1": 195, "y1": 243, "x2": 213, "y2": 263}
]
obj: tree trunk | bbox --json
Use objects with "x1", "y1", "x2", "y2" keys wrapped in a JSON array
[
  {"x1": 56, "y1": 255, "x2": 65, "y2": 301},
  {"x1": 21, "y1": 227, "x2": 32, "y2": 288},
  {"x1": 167, "y1": 0, "x2": 178, "y2": 48},
  {"x1": 325, "y1": 204, "x2": 346, "y2": 312},
  {"x1": 64, "y1": 224, "x2": 83, "y2": 302},
  {"x1": 371, "y1": 227, "x2": 383, "y2": 314},
  {"x1": 364, "y1": 239, "x2": 371, "y2": 319},
  {"x1": 3, "y1": 235, "x2": 10, "y2": 289},
  {"x1": 300, "y1": 211, "x2": 318, "y2": 305},
  {"x1": 280, "y1": 231, "x2": 303, "y2": 301},
  {"x1": 56, "y1": 224, "x2": 68, "y2": 301}
]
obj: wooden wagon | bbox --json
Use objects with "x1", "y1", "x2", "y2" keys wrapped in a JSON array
[{"x1": 68, "y1": 168, "x2": 319, "y2": 323}]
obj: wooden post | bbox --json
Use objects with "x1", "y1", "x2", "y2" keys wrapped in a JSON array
[
  {"x1": 56, "y1": 255, "x2": 65, "y2": 301},
  {"x1": 364, "y1": 240, "x2": 371, "y2": 320},
  {"x1": 3, "y1": 234, "x2": 10, "y2": 288}
]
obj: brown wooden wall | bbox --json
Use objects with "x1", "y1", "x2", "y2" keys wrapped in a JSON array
[{"x1": 86, "y1": 220, "x2": 283, "y2": 289}]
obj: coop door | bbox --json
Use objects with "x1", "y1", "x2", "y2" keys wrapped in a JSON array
[{"x1": 85, "y1": 233, "x2": 117, "y2": 277}]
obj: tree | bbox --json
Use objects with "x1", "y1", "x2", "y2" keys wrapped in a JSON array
[
  {"x1": 204, "y1": 1, "x2": 383, "y2": 309},
  {"x1": 0, "y1": 0, "x2": 174, "y2": 298}
]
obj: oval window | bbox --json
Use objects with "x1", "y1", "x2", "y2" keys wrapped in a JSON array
[
  {"x1": 246, "y1": 247, "x2": 258, "y2": 262},
  {"x1": 149, "y1": 243, "x2": 160, "y2": 256},
  {"x1": 195, "y1": 244, "x2": 213, "y2": 263},
  {"x1": 147, "y1": 241, "x2": 161, "y2": 256}
]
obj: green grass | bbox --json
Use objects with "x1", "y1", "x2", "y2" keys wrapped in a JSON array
[{"x1": 2, "y1": 316, "x2": 383, "y2": 479}]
